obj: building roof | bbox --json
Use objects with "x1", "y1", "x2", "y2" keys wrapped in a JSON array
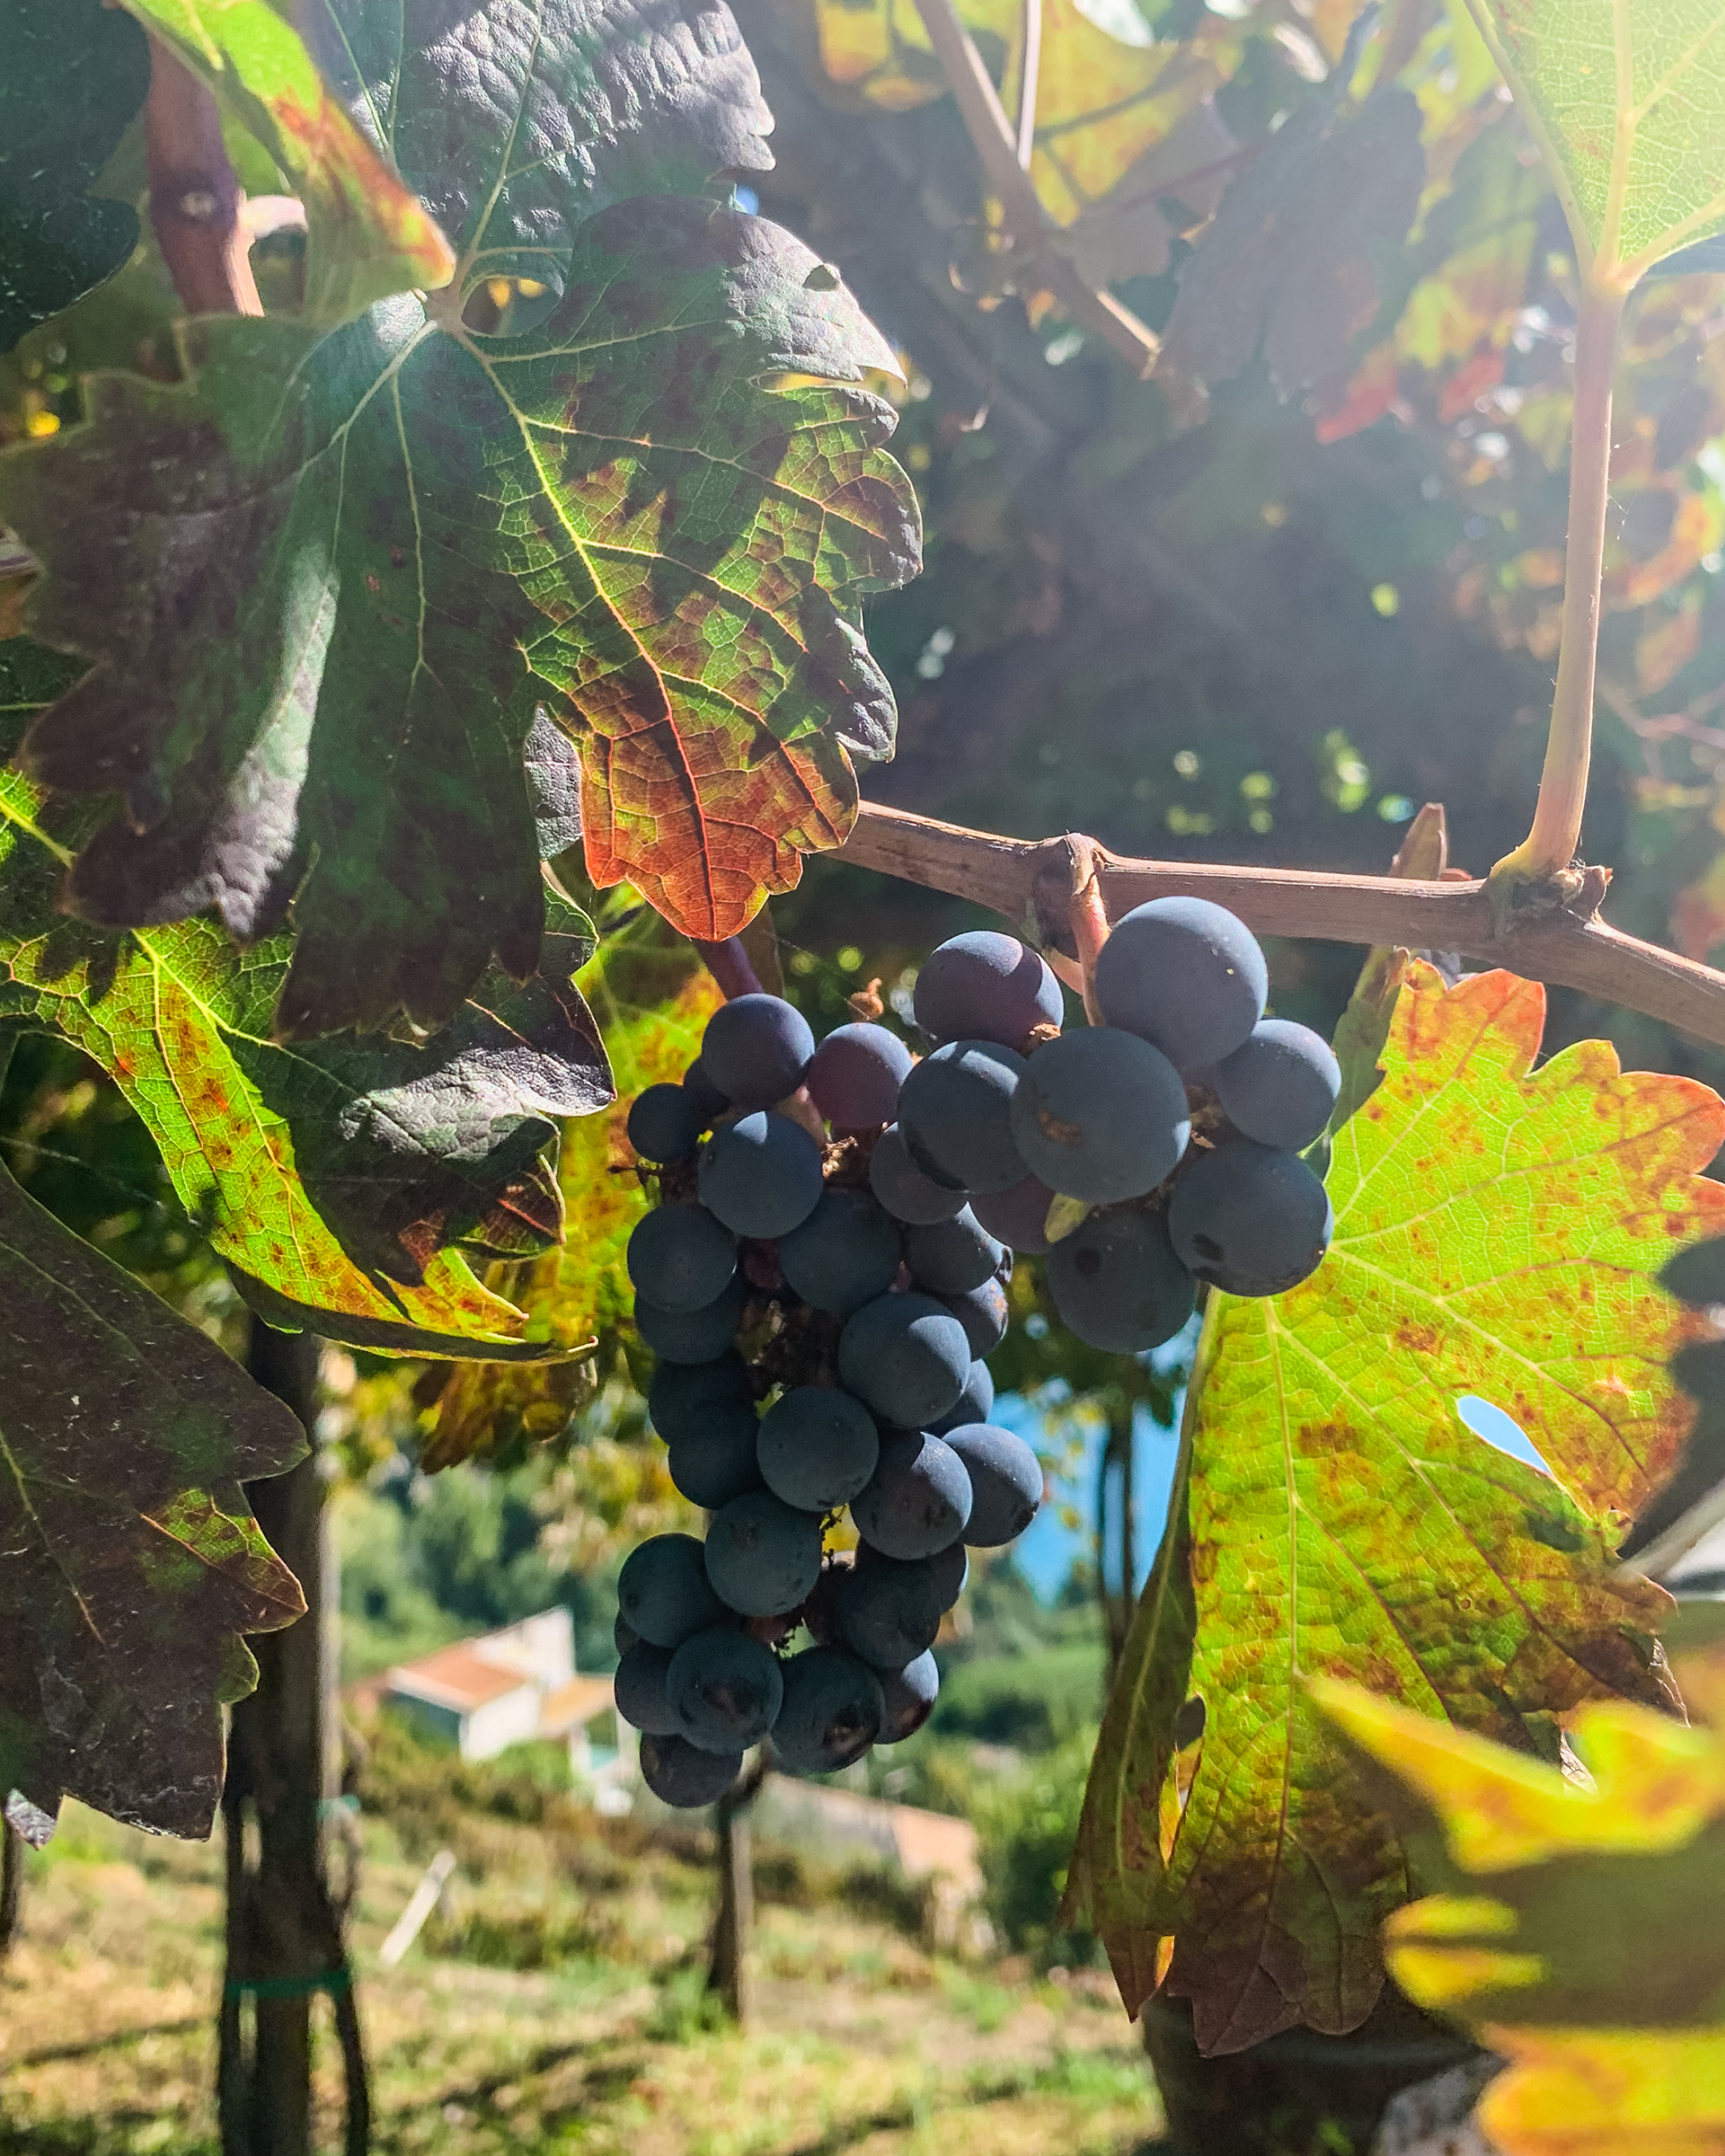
[
  {"x1": 385, "y1": 1643, "x2": 531, "y2": 1713},
  {"x1": 540, "y1": 1674, "x2": 618, "y2": 1734}
]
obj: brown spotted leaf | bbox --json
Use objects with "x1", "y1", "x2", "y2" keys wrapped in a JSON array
[
  {"x1": 0, "y1": 1153, "x2": 305, "y2": 1837},
  {"x1": 1066, "y1": 965, "x2": 1725, "y2": 2054}
]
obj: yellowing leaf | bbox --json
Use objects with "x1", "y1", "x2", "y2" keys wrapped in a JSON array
[
  {"x1": 1066, "y1": 965, "x2": 1725, "y2": 2054},
  {"x1": 1314, "y1": 1676, "x2": 1725, "y2": 2153},
  {"x1": 1464, "y1": 0, "x2": 1725, "y2": 288}
]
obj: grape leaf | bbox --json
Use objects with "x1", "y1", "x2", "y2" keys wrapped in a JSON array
[
  {"x1": 1464, "y1": 0, "x2": 1725, "y2": 289},
  {"x1": 1066, "y1": 965, "x2": 1725, "y2": 2054},
  {"x1": 1, "y1": 40, "x2": 917, "y2": 1030},
  {"x1": 1161, "y1": 78, "x2": 1427, "y2": 397},
  {"x1": 0, "y1": 651, "x2": 612, "y2": 1357},
  {"x1": 119, "y1": 0, "x2": 456, "y2": 323},
  {"x1": 1315, "y1": 1671, "x2": 1725, "y2": 2154},
  {"x1": 425, "y1": 914, "x2": 723, "y2": 1467},
  {"x1": 0, "y1": 0, "x2": 148, "y2": 352},
  {"x1": 0, "y1": 1150, "x2": 305, "y2": 1837}
]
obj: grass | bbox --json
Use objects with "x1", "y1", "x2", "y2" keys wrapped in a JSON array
[{"x1": 0, "y1": 1747, "x2": 1166, "y2": 2156}]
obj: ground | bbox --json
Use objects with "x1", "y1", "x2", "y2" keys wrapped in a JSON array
[{"x1": 0, "y1": 1780, "x2": 1166, "y2": 2156}]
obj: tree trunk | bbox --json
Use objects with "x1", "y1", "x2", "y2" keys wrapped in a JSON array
[
  {"x1": 707, "y1": 1755, "x2": 766, "y2": 2025},
  {"x1": 218, "y1": 1320, "x2": 368, "y2": 2156},
  {"x1": 0, "y1": 1818, "x2": 20, "y2": 1959}
]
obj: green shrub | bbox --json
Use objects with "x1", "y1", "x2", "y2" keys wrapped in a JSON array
[{"x1": 970, "y1": 1725, "x2": 1104, "y2": 1963}]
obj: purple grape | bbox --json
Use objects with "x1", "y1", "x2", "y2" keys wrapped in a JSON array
[
  {"x1": 1093, "y1": 897, "x2": 1268, "y2": 1073},
  {"x1": 1046, "y1": 1208, "x2": 1194, "y2": 1353},
  {"x1": 700, "y1": 994, "x2": 815, "y2": 1110},
  {"x1": 627, "y1": 1082, "x2": 706, "y2": 1162},
  {"x1": 937, "y1": 1277, "x2": 1008, "y2": 1357},
  {"x1": 667, "y1": 1627, "x2": 784, "y2": 1753},
  {"x1": 1167, "y1": 1139, "x2": 1333, "y2": 1295},
  {"x1": 667, "y1": 1405, "x2": 764, "y2": 1510},
  {"x1": 913, "y1": 932, "x2": 1063, "y2": 1049},
  {"x1": 615, "y1": 1642, "x2": 680, "y2": 1735},
  {"x1": 852, "y1": 1429, "x2": 972, "y2": 1560},
  {"x1": 619, "y1": 1533, "x2": 727, "y2": 1648},
  {"x1": 834, "y1": 1553, "x2": 944, "y2": 1667},
  {"x1": 704, "y1": 1490, "x2": 825, "y2": 1616},
  {"x1": 807, "y1": 1023, "x2": 915, "y2": 1128},
  {"x1": 903, "y1": 1208, "x2": 1004, "y2": 1294},
  {"x1": 942, "y1": 1424, "x2": 1043, "y2": 1545},
  {"x1": 837, "y1": 1292, "x2": 971, "y2": 1428},
  {"x1": 683, "y1": 1057, "x2": 730, "y2": 1119},
  {"x1": 930, "y1": 1360, "x2": 995, "y2": 1436},
  {"x1": 772, "y1": 1648, "x2": 884, "y2": 1774},
  {"x1": 879, "y1": 1652, "x2": 939, "y2": 1742},
  {"x1": 640, "y1": 1730, "x2": 742, "y2": 1807},
  {"x1": 898, "y1": 1041, "x2": 1027, "y2": 1195},
  {"x1": 1214, "y1": 1020, "x2": 1341, "y2": 1152},
  {"x1": 626, "y1": 1203, "x2": 736, "y2": 1313},
  {"x1": 1009, "y1": 1027, "x2": 1190, "y2": 1202},
  {"x1": 698, "y1": 1111, "x2": 825, "y2": 1239},
  {"x1": 756, "y1": 1386, "x2": 880, "y2": 1511},
  {"x1": 635, "y1": 1276, "x2": 744, "y2": 1364},
  {"x1": 971, "y1": 1172, "x2": 1058, "y2": 1255},
  {"x1": 869, "y1": 1124, "x2": 969, "y2": 1224},
  {"x1": 855, "y1": 1533, "x2": 967, "y2": 1612},
  {"x1": 648, "y1": 1352, "x2": 753, "y2": 1444},
  {"x1": 779, "y1": 1189, "x2": 901, "y2": 1315}
]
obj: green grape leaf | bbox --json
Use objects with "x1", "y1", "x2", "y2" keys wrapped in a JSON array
[
  {"x1": 1315, "y1": 1671, "x2": 1725, "y2": 2154},
  {"x1": 1066, "y1": 964, "x2": 1725, "y2": 2054},
  {"x1": 0, "y1": 0, "x2": 149, "y2": 352},
  {"x1": 119, "y1": 0, "x2": 456, "y2": 322},
  {"x1": 0, "y1": 650, "x2": 612, "y2": 1358},
  {"x1": 0, "y1": 1152, "x2": 305, "y2": 1838},
  {"x1": 1, "y1": 6, "x2": 918, "y2": 1034},
  {"x1": 425, "y1": 913, "x2": 723, "y2": 1466},
  {"x1": 1464, "y1": 0, "x2": 1725, "y2": 289}
]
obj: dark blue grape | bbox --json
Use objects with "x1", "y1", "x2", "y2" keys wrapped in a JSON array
[
  {"x1": 626, "y1": 1203, "x2": 736, "y2": 1313},
  {"x1": 903, "y1": 1208, "x2": 1004, "y2": 1294},
  {"x1": 837, "y1": 1292, "x2": 971, "y2": 1428},
  {"x1": 701, "y1": 994, "x2": 815, "y2": 1110},
  {"x1": 667, "y1": 1404, "x2": 764, "y2": 1510},
  {"x1": 942, "y1": 1423, "x2": 1043, "y2": 1545},
  {"x1": 771, "y1": 1648, "x2": 884, "y2": 1774},
  {"x1": 1009, "y1": 1028, "x2": 1190, "y2": 1202},
  {"x1": 1167, "y1": 1139, "x2": 1333, "y2": 1295},
  {"x1": 615, "y1": 1613, "x2": 641, "y2": 1657},
  {"x1": 852, "y1": 1429, "x2": 972, "y2": 1560},
  {"x1": 1215, "y1": 1020, "x2": 1341, "y2": 1152},
  {"x1": 1046, "y1": 1208, "x2": 1195, "y2": 1353},
  {"x1": 648, "y1": 1352, "x2": 753, "y2": 1445},
  {"x1": 879, "y1": 1652, "x2": 939, "y2": 1743},
  {"x1": 930, "y1": 1360, "x2": 995, "y2": 1436},
  {"x1": 704, "y1": 1490, "x2": 825, "y2": 1616},
  {"x1": 683, "y1": 1057, "x2": 730, "y2": 1119},
  {"x1": 627, "y1": 1083, "x2": 706, "y2": 1162},
  {"x1": 807, "y1": 1023, "x2": 915, "y2": 1128},
  {"x1": 640, "y1": 1730, "x2": 742, "y2": 1807},
  {"x1": 618, "y1": 1533, "x2": 727, "y2": 1648},
  {"x1": 615, "y1": 1642, "x2": 681, "y2": 1735},
  {"x1": 756, "y1": 1386, "x2": 880, "y2": 1511},
  {"x1": 971, "y1": 1171, "x2": 1058, "y2": 1255},
  {"x1": 667, "y1": 1627, "x2": 784, "y2": 1753},
  {"x1": 1093, "y1": 897, "x2": 1268, "y2": 1073},
  {"x1": 635, "y1": 1276, "x2": 744, "y2": 1364},
  {"x1": 698, "y1": 1110, "x2": 825, "y2": 1239},
  {"x1": 937, "y1": 1277, "x2": 1007, "y2": 1357},
  {"x1": 868, "y1": 1124, "x2": 969, "y2": 1224},
  {"x1": 859, "y1": 1533, "x2": 968, "y2": 1611},
  {"x1": 834, "y1": 1553, "x2": 943, "y2": 1667},
  {"x1": 779, "y1": 1189, "x2": 902, "y2": 1315},
  {"x1": 913, "y1": 932, "x2": 1063, "y2": 1049},
  {"x1": 898, "y1": 1041, "x2": 1027, "y2": 1195}
]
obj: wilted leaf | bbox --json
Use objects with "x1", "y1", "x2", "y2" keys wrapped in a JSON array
[
  {"x1": 0, "y1": 1151, "x2": 305, "y2": 1837},
  {"x1": 1066, "y1": 965, "x2": 1725, "y2": 2054},
  {"x1": 2, "y1": 13, "x2": 917, "y2": 1031},
  {"x1": 1464, "y1": 0, "x2": 1725, "y2": 288},
  {"x1": 0, "y1": 654, "x2": 611, "y2": 1357},
  {"x1": 119, "y1": 0, "x2": 456, "y2": 321},
  {"x1": 1161, "y1": 80, "x2": 1427, "y2": 396},
  {"x1": 426, "y1": 916, "x2": 723, "y2": 1466},
  {"x1": 0, "y1": 0, "x2": 148, "y2": 352},
  {"x1": 1315, "y1": 1674, "x2": 1725, "y2": 2152}
]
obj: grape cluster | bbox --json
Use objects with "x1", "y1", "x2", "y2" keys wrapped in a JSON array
[
  {"x1": 612, "y1": 900, "x2": 1338, "y2": 1807},
  {"x1": 614, "y1": 976, "x2": 1042, "y2": 1807}
]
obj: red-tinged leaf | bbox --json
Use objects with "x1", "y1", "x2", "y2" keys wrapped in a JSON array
[
  {"x1": 0, "y1": 1155, "x2": 305, "y2": 1837},
  {"x1": 1066, "y1": 966, "x2": 1725, "y2": 2055}
]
